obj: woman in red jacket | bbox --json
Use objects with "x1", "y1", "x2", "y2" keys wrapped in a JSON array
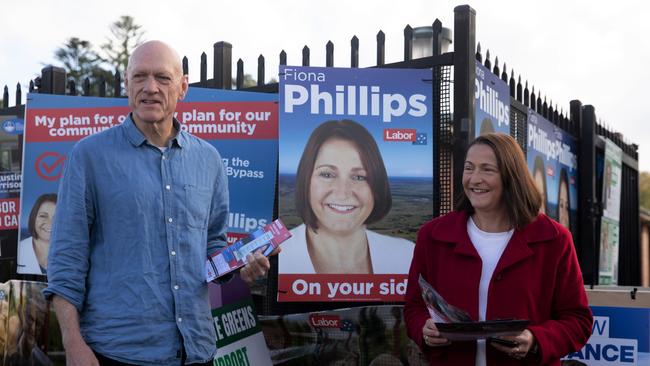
[{"x1": 404, "y1": 133, "x2": 592, "y2": 365}]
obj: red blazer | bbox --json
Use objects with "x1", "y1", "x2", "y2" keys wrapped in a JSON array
[{"x1": 404, "y1": 211, "x2": 592, "y2": 365}]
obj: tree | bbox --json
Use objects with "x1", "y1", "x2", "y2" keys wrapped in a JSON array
[
  {"x1": 640, "y1": 172, "x2": 650, "y2": 210},
  {"x1": 53, "y1": 37, "x2": 113, "y2": 96},
  {"x1": 101, "y1": 15, "x2": 145, "y2": 75}
]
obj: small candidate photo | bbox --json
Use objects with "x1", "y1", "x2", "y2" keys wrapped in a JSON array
[
  {"x1": 532, "y1": 155, "x2": 548, "y2": 215},
  {"x1": 557, "y1": 168, "x2": 571, "y2": 230},
  {"x1": 280, "y1": 120, "x2": 415, "y2": 275},
  {"x1": 17, "y1": 193, "x2": 57, "y2": 275}
]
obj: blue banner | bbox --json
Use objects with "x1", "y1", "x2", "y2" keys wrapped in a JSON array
[
  {"x1": 19, "y1": 88, "x2": 278, "y2": 275},
  {"x1": 278, "y1": 66, "x2": 433, "y2": 302},
  {"x1": 475, "y1": 62, "x2": 510, "y2": 137},
  {"x1": 527, "y1": 109, "x2": 578, "y2": 234},
  {"x1": 564, "y1": 306, "x2": 649, "y2": 365}
]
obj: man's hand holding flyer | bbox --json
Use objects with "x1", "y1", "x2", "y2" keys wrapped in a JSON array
[{"x1": 206, "y1": 219, "x2": 291, "y2": 282}]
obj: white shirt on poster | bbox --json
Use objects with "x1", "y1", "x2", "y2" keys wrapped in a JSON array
[
  {"x1": 17, "y1": 237, "x2": 45, "y2": 275},
  {"x1": 279, "y1": 224, "x2": 415, "y2": 274}
]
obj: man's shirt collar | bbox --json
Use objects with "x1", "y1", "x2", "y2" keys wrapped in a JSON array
[{"x1": 123, "y1": 113, "x2": 186, "y2": 148}]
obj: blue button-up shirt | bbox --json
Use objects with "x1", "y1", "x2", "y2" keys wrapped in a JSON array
[{"x1": 44, "y1": 115, "x2": 229, "y2": 365}]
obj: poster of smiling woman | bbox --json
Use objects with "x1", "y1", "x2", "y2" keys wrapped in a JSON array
[{"x1": 278, "y1": 66, "x2": 434, "y2": 302}]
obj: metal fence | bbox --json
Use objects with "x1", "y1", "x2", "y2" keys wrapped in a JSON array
[
  {"x1": 0, "y1": 5, "x2": 642, "y2": 314},
  {"x1": 472, "y1": 22, "x2": 639, "y2": 287}
]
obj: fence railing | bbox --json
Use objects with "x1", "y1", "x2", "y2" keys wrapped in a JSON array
[{"x1": 0, "y1": 4, "x2": 643, "y2": 297}]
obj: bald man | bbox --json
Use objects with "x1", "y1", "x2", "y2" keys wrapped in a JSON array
[{"x1": 44, "y1": 41, "x2": 273, "y2": 366}]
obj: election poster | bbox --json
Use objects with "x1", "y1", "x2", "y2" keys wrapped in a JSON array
[
  {"x1": 475, "y1": 62, "x2": 510, "y2": 137},
  {"x1": 563, "y1": 306, "x2": 649, "y2": 365},
  {"x1": 0, "y1": 116, "x2": 23, "y2": 239},
  {"x1": 19, "y1": 88, "x2": 277, "y2": 275},
  {"x1": 259, "y1": 305, "x2": 429, "y2": 366},
  {"x1": 598, "y1": 139, "x2": 623, "y2": 285},
  {"x1": 526, "y1": 109, "x2": 578, "y2": 234},
  {"x1": 210, "y1": 273, "x2": 273, "y2": 365},
  {"x1": 278, "y1": 66, "x2": 434, "y2": 302}
]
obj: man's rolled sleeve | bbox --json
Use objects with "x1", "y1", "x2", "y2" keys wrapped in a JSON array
[{"x1": 43, "y1": 143, "x2": 95, "y2": 311}]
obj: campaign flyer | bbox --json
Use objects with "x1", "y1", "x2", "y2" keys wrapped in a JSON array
[
  {"x1": 278, "y1": 66, "x2": 434, "y2": 302},
  {"x1": 475, "y1": 62, "x2": 510, "y2": 137},
  {"x1": 19, "y1": 88, "x2": 277, "y2": 275},
  {"x1": 527, "y1": 109, "x2": 578, "y2": 234},
  {"x1": 206, "y1": 219, "x2": 291, "y2": 281}
]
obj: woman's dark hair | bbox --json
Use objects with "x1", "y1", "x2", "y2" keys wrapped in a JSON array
[
  {"x1": 295, "y1": 119, "x2": 391, "y2": 231},
  {"x1": 28, "y1": 193, "x2": 57, "y2": 239},
  {"x1": 456, "y1": 133, "x2": 542, "y2": 230}
]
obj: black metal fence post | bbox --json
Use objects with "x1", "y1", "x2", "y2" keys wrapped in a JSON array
[
  {"x1": 40, "y1": 66, "x2": 66, "y2": 94},
  {"x1": 452, "y1": 5, "x2": 476, "y2": 202},
  {"x1": 575, "y1": 101, "x2": 597, "y2": 285},
  {"x1": 213, "y1": 42, "x2": 232, "y2": 89}
]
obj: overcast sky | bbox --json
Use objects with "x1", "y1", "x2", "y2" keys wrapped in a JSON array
[{"x1": 2, "y1": 0, "x2": 649, "y2": 170}]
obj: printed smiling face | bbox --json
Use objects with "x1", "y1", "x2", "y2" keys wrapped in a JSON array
[
  {"x1": 309, "y1": 138, "x2": 374, "y2": 235},
  {"x1": 533, "y1": 167, "x2": 547, "y2": 214},
  {"x1": 35, "y1": 201, "x2": 55, "y2": 241},
  {"x1": 462, "y1": 143, "x2": 505, "y2": 214},
  {"x1": 558, "y1": 178, "x2": 570, "y2": 229}
]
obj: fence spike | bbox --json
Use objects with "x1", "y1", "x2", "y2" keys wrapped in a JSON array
[
  {"x1": 531, "y1": 87, "x2": 536, "y2": 111},
  {"x1": 302, "y1": 45, "x2": 310, "y2": 66},
  {"x1": 493, "y1": 56, "x2": 499, "y2": 76},
  {"x1": 2, "y1": 86, "x2": 8, "y2": 108},
  {"x1": 476, "y1": 42, "x2": 482, "y2": 62},
  {"x1": 236, "y1": 59, "x2": 244, "y2": 90},
  {"x1": 182, "y1": 56, "x2": 189, "y2": 76},
  {"x1": 258, "y1": 54, "x2": 265, "y2": 86},
  {"x1": 351, "y1": 36, "x2": 359, "y2": 68},
  {"x1": 523, "y1": 79, "x2": 529, "y2": 106},
  {"x1": 34, "y1": 76, "x2": 41, "y2": 93},
  {"x1": 484, "y1": 49, "x2": 491, "y2": 69},
  {"x1": 326, "y1": 41, "x2": 334, "y2": 67},
  {"x1": 376, "y1": 30, "x2": 385, "y2": 66},
  {"x1": 200, "y1": 52, "x2": 207, "y2": 86},
  {"x1": 114, "y1": 69, "x2": 122, "y2": 97},
  {"x1": 99, "y1": 76, "x2": 106, "y2": 97},
  {"x1": 67, "y1": 79, "x2": 76, "y2": 96},
  {"x1": 501, "y1": 63, "x2": 508, "y2": 83},
  {"x1": 403, "y1": 25, "x2": 413, "y2": 61},
  {"x1": 280, "y1": 50, "x2": 287, "y2": 66},
  {"x1": 29, "y1": 80, "x2": 35, "y2": 93},
  {"x1": 83, "y1": 77, "x2": 91, "y2": 96}
]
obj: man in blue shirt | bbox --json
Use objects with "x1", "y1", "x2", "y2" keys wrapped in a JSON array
[{"x1": 44, "y1": 40, "x2": 273, "y2": 366}]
